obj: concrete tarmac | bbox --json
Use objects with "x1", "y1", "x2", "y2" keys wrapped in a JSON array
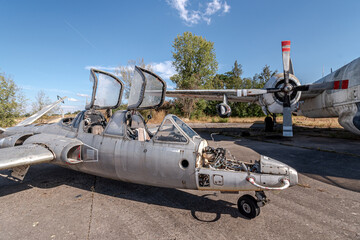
[{"x1": 0, "y1": 125, "x2": 359, "y2": 240}]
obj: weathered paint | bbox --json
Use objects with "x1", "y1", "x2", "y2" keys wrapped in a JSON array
[{"x1": 298, "y1": 57, "x2": 360, "y2": 134}]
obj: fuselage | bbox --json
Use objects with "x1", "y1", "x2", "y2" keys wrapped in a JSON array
[
  {"x1": 2, "y1": 111, "x2": 298, "y2": 192},
  {"x1": 298, "y1": 57, "x2": 360, "y2": 134}
]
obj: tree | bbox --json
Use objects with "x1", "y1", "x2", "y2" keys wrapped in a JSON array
[
  {"x1": 0, "y1": 73, "x2": 26, "y2": 127},
  {"x1": 230, "y1": 65, "x2": 278, "y2": 117},
  {"x1": 115, "y1": 58, "x2": 152, "y2": 98},
  {"x1": 31, "y1": 90, "x2": 60, "y2": 118},
  {"x1": 204, "y1": 63, "x2": 278, "y2": 118},
  {"x1": 31, "y1": 90, "x2": 51, "y2": 113},
  {"x1": 252, "y1": 65, "x2": 277, "y2": 88},
  {"x1": 171, "y1": 32, "x2": 218, "y2": 117}
]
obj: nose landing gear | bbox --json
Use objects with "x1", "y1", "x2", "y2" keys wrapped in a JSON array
[{"x1": 237, "y1": 191, "x2": 268, "y2": 219}]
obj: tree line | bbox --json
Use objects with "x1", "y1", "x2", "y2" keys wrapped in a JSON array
[
  {"x1": 0, "y1": 31, "x2": 277, "y2": 127},
  {"x1": 167, "y1": 31, "x2": 277, "y2": 119}
]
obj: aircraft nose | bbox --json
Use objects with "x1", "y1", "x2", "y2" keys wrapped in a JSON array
[
  {"x1": 260, "y1": 155, "x2": 298, "y2": 187},
  {"x1": 288, "y1": 166, "x2": 298, "y2": 186}
]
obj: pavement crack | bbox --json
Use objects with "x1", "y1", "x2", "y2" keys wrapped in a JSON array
[{"x1": 87, "y1": 176, "x2": 97, "y2": 240}]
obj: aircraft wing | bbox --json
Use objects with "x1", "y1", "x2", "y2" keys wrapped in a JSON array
[
  {"x1": 166, "y1": 89, "x2": 265, "y2": 103},
  {"x1": 0, "y1": 144, "x2": 54, "y2": 170},
  {"x1": 298, "y1": 81, "x2": 338, "y2": 100},
  {"x1": 16, "y1": 96, "x2": 67, "y2": 127},
  {"x1": 166, "y1": 81, "x2": 337, "y2": 102}
]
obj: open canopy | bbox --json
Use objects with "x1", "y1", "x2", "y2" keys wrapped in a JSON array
[
  {"x1": 86, "y1": 69, "x2": 124, "y2": 110},
  {"x1": 127, "y1": 66, "x2": 166, "y2": 110}
]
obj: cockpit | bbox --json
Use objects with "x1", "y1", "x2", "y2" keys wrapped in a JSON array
[
  {"x1": 66, "y1": 108, "x2": 198, "y2": 144},
  {"x1": 62, "y1": 65, "x2": 199, "y2": 144}
]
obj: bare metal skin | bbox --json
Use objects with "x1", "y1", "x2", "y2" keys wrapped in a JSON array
[{"x1": 0, "y1": 67, "x2": 298, "y2": 219}]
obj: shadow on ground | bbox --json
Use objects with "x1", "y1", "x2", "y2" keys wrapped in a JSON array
[{"x1": 0, "y1": 164, "x2": 246, "y2": 222}]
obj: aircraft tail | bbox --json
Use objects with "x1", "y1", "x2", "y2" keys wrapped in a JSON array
[{"x1": 16, "y1": 96, "x2": 67, "y2": 127}]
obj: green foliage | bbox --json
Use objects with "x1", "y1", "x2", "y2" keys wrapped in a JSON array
[
  {"x1": 170, "y1": 61, "x2": 277, "y2": 119},
  {"x1": 253, "y1": 65, "x2": 277, "y2": 88},
  {"x1": 190, "y1": 99, "x2": 207, "y2": 119},
  {"x1": 171, "y1": 32, "x2": 218, "y2": 89},
  {"x1": 224, "y1": 64, "x2": 277, "y2": 118},
  {"x1": 31, "y1": 90, "x2": 51, "y2": 113},
  {"x1": 171, "y1": 32, "x2": 218, "y2": 117},
  {"x1": 72, "y1": 110, "x2": 81, "y2": 115},
  {"x1": 112, "y1": 104, "x2": 128, "y2": 114},
  {"x1": 0, "y1": 73, "x2": 26, "y2": 127}
]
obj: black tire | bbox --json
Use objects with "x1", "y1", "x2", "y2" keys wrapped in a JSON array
[
  {"x1": 237, "y1": 195, "x2": 260, "y2": 219},
  {"x1": 265, "y1": 116, "x2": 274, "y2": 132}
]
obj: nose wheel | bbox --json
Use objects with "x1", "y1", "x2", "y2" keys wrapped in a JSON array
[
  {"x1": 237, "y1": 195, "x2": 260, "y2": 219},
  {"x1": 237, "y1": 191, "x2": 268, "y2": 219}
]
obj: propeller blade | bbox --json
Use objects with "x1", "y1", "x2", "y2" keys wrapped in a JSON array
[
  {"x1": 289, "y1": 58, "x2": 294, "y2": 75},
  {"x1": 294, "y1": 81, "x2": 335, "y2": 92},
  {"x1": 283, "y1": 106, "x2": 293, "y2": 137},
  {"x1": 282, "y1": 41, "x2": 291, "y2": 79},
  {"x1": 282, "y1": 41, "x2": 293, "y2": 137}
]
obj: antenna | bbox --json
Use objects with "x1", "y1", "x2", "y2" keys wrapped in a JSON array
[{"x1": 322, "y1": 65, "x2": 324, "y2": 77}]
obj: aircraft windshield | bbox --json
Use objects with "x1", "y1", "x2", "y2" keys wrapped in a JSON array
[
  {"x1": 87, "y1": 69, "x2": 123, "y2": 110},
  {"x1": 94, "y1": 72, "x2": 122, "y2": 108},
  {"x1": 139, "y1": 71, "x2": 164, "y2": 108},
  {"x1": 128, "y1": 68, "x2": 144, "y2": 109},
  {"x1": 104, "y1": 111, "x2": 126, "y2": 136},
  {"x1": 127, "y1": 66, "x2": 165, "y2": 110},
  {"x1": 172, "y1": 116, "x2": 198, "y2": 138},
  {"x1": 153, "y1": 119, "x2": 187, "y2": 143}
]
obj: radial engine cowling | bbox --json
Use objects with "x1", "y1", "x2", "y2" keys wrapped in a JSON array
[
  {"x1": 259, "y1": 73, "x2": 302, "y2": 114},
  {"x1": 216, "y1": 103, "x2": 231, "y2": 118}
]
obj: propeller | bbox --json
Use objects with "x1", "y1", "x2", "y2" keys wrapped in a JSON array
[
  {"x1": 167, "y1": 41, "x2": 337, "y2": 137},
  {"x1": 281, "y1": 41, "x2": 293, "y2": 137}
]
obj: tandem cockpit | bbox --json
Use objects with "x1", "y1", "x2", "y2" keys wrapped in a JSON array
[
  {"x1": 65, "y1": 67, "x2": 296, "y2": 186},
  {"x1": 64, "y1": 66, "x2": 201, "y2": 144},
  {"x1": 28, "y1": 65, "x2": 298, "y2": 219}
]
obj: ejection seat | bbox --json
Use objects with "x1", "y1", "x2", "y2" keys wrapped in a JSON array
[{"x1": 125, "y1": 111, "x2": 151, "y2": 141}]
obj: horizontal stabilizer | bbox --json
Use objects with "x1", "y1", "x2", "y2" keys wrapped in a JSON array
[
  {"x1": 0, "y1": 144, "x2": 54, "y2": 170},
  {"x1": 16, "y1": 96, "x2": 67, "y2": 127}
]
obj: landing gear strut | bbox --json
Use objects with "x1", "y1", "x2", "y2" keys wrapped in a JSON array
[
  {"x1": 237, "y1": 191, "x2": 268, "y2": 219},
  {"x1": 265, "y1": 114, "x2": 277, "y2": 132}
]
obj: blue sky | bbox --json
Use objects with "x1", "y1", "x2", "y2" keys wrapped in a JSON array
[{"x1": 1, "y1": 0, "x2": 360, "y2": 113}]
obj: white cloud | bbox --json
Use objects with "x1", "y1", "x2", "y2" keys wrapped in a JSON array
[
  {"x1": 167, "y1": 0, "x2": 201, "y2": 25},
  {"x1": 60, "y1": 105, "x2": 84, "y2": 113},
  {"x1": 167, "y1": 0, "x2": 230, "y2": 25},
  {"x1": 84, "y1": 65, "x2": 117, "y2": 71},
  {"x1": 223, "y1": 1, "x2": 230, "y2": 13},
  {"x1": 77, "y1": 93, "x2": 90, "y2": 98},
  {"x1": 67, "y1": 97, "x2": 79, "y2": 102},
  {"x1": 151, "y1": 61, "x2": 177, "y2": 80},
  {"x1": 89, "y1": 61, "x2": 177, "y2": 81},
  {"x1": 165, "y1": 81, "x2": 176, "y2": 90},
  {"x1": 205, "y1": 0, "x2": 222, "y2": 16}
]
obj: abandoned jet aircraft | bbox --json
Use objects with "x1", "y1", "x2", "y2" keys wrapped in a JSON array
[
  {"x1": 0, "y1": 67, "x2": 298, "y2": 219},
  {"x1": 167, "y1": 41, "x2": 360, "y2": 137}
]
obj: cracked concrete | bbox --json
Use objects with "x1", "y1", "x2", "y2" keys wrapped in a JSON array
[
  {"x1": 87, "y1": 177, "x2": 96, "y2": 240},
  {"x1": 0, "y1": 129, "x2": 359, "y2": 239}
]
